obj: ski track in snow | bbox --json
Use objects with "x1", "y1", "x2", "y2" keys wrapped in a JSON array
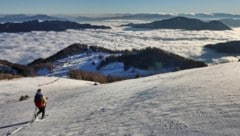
[
  {"x1": 0, "y1": 20, "x2": 240, "y2": 65},
  {"x1": 0, "y1": 62, "x2": 240, "y2": 135}
]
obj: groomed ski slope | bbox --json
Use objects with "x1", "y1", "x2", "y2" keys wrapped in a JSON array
[{"x1": 0, "y1": 62, "x2": 240, "y2": 136}]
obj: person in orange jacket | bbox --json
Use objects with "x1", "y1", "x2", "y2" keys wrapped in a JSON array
[{"x1": 34, "y1": 89, "x2": 48, "y2": 119}]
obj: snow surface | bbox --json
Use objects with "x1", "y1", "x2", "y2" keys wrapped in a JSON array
[
  {"x1": 1, "y1": 62, "x2": 240, "y2": 135},
  {"x1": 0, "y1": 20, "x2": 240, "y2": 64}
]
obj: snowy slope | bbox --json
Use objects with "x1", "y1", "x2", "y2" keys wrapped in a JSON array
[
  {"x1": 42, "y1": 51, "x2": 154, "y2": 78},
  {"x1": 1, "y1": 62, "x2": 240, "y2": 135}
]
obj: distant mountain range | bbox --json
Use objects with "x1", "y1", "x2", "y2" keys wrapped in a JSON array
[
  {"x1": 75, "y1": 14, "x2": 174, "y2": 21},
  {"x1": 1, "y1": 13, "x2": 240, "y2": 23},
  {"x1": 178, "y1": 13, "x2": 240, "y2": 19},
  {"x1": 1, "y1": 13, "x2": 240, "y2": 28},
  {"x1": 219, "y1": 18, "x2": 240, "y2": 27},
  {"x1": 123, "y1": 17, "x2": 231, "y2": 30},
  {"x1": 74, "y1": 13, "x2": 240, "y2": 21},
  {"x1": 0, "y1": 14, "x2": 66, "y2": 23},
  {"x1": 0, "y1": 20, "x2": 111, "y2": 33}
]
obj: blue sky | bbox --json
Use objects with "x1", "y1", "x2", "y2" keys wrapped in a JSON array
[{"x1": 0, "y1": 0, "x2": 239, "y2": 14}]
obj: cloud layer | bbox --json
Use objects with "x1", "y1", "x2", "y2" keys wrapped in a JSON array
[{"x1": 0, "y1": 20, "x2": 240, "y2": 64}]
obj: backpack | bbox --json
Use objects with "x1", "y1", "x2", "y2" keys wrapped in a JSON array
[{"x1": 34, "y1": 93, "x2": 45, "y2": 108}]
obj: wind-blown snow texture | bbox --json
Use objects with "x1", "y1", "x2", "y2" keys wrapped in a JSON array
[
  {"x1": 0, "y1": 20, "x2": 240, "y2": 64},
  {"x1": 0, "y1": 62, "x2": 240, "y2": 135}
]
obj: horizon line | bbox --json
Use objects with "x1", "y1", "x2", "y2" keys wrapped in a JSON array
[{"x1": 0, "y1": 12, "x2": 240, "y2": 16}]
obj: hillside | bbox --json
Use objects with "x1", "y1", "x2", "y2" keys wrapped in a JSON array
[
  {"x1": 205, "y1": 41, "x2": 240, "y2": 54},
  {"x1": 123, "y1": 17, "x2": 231, "y2": 30},
  {"x1": 0, "y1": 62, "x2": 240, "y2": 135},
  {"x1": 0, "y1": 20, "x2": 111, "y2": 33},
  {"x1": 0, "y1": 60, "x2": 33, "y2": 76}
]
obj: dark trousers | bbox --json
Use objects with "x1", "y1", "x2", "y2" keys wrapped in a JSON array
[{"x1": 36, "y1": 106, "x2": 45, "y2": 118}]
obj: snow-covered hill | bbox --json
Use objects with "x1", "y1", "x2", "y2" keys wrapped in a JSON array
[
  {"x1": 0, "y1": 62, "x2": 240, "y2": 135},
  {"x1": 43, "y1": 51, "x2": 148, "y2": 78}
]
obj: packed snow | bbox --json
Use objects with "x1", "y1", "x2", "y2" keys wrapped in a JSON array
[
  {"x1": 0, "y1": 20, "x2": 240, "y2": 64},
  {"x1": 0, "y1": 62, "x2": 240, "y2": 135}
]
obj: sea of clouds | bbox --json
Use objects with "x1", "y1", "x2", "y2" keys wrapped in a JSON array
[{"x1": 0, "y1": 20, "x2": 240, "y2": 64}]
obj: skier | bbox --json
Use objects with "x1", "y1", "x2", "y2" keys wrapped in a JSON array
[{"x1": 34, "y1": 89, "x2": 48, "y2": 119}]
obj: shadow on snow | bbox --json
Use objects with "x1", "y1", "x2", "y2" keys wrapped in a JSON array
[{"x1": 0, "y1": 121, "x2": 30, "y2": 129}]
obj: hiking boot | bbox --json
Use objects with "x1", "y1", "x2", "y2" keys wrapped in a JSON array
[{"x1": 34, "y1": 113, "x2": 37, "y2": 119}]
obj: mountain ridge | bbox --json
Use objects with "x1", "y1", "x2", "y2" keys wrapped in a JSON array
[
  {"x1": 0, "y1": 14, "x2": 66, "y2": 23},
  {"x1": 123, "y1": 17, "x2": 231, "y2": 30},
  {"x1": 0, "y1": 20, "x2": 111, "y2": 33}
]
